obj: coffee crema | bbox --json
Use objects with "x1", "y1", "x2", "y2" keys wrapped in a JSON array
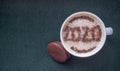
[{"x1": 62, "y1": 15, "x2": 102, "y2": 53}]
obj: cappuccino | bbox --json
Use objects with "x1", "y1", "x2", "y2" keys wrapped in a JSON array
[{"x1": 62, "y1": 13, "x2": 103, "y2": 53}]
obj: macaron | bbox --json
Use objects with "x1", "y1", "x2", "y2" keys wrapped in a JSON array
[
  {"x1": 55, "y1": 41, "x2": 71, "y2": 59},
  {"x1": 48, "y1": 41, "x2": 70, "y2": 63}
]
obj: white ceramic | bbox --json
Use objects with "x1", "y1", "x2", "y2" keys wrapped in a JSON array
[{"x1": 60, "y1": 12, "x2": 113, "y2": 57}]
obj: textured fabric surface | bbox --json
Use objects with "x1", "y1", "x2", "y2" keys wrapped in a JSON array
[{"x1": 0, "y1": 0, "x2": 120, "y2": 71}]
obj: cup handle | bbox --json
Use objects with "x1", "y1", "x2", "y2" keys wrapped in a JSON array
[{"x1": 106, "y1": 27, "x2": 113, "y2": 35}]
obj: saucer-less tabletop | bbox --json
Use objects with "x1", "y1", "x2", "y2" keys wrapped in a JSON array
[{"x1": 0, "y1": 0, "x2": 119, "y2": 71}]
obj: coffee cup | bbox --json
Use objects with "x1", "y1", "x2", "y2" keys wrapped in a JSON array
[{"x1": 60, "y1": 12, "x2": 113, "y2": 57}]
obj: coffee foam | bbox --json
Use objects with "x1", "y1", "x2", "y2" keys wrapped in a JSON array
[{"x1": 62, "y1": 14, "x2": 103, "y2": 53}]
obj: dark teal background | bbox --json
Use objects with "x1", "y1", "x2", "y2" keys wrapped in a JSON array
[{"x1": 0, "y1": 0, "x2": 120, "y2": 71}]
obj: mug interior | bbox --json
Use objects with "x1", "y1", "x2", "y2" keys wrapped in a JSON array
[{"x1": 60, "y1": 12, "x2": 106, "y2": 57}]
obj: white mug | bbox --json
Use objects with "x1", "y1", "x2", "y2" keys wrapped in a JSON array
[{"x1": 60, "y1": 12, "x2": 113, "y2": 57}]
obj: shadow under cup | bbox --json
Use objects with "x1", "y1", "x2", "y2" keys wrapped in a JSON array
[{"x1": 60, "y1": 12, "x2": 112, "y2": 57}]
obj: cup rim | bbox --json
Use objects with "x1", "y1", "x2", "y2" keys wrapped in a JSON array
[{"x1": 60, "y1": 11, "x2": 106, "y2": 57}]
